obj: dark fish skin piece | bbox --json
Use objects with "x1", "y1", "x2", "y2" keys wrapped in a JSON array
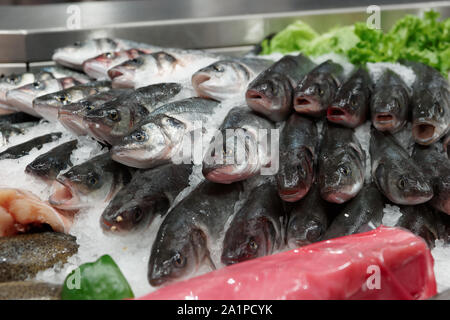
[
  {"x1": 83, "y1": 83, "x2": 183, "y2": 145},
  {"x1": 401, "y1": 60, "x2": 450, "y2": 145},
  {"x1": 221, "y1": 180, "x2": 285, "y2": 265},
  {"x1": 370, "y1": 69, "x2": 410, "y2": 133},
  {"x1": 246, "y1": 54, "x2": 316, "y2": 121},
  {"x1": 293, "y1": 60, "x2": 344, "y2": 117},
  {"x1": 395, "y1": 204, "x2": 439, "y2": 248},
  {"x1": 412, "y1": 142, "x2": 450, "y2": 214},
  {"x1": 0, "y1": 132, "x2": 62, "y2": 160},
  {"x1": 32, "y1": 81, "x2": 112, "y2": 121},
  {"x1": 58, "y1": 89, "x2": 132, "y2": 135},
  {"x1": 285, "y1": 183, "x2": 330, "y2": 248},
  {"x1": 148, "y1": 181, "x2": 242, "y2": 287},
  {"x1": 370, "y1": 127, "x2": 434, "y2": 205},
  {"x1": 100, "y1": 163, "x2": 193, "y2": 233},
  {"x1": 323, "y1": 183, "x2": 385, "y2": 240},
  {"x1": 0, "y1": 112, "x2": 40, "y2": 124},
  {"x1": 0, "y1": 123, "x2": 25, "y2": 143},
  {"x1": 0, "y1": 232, "x2": 78, "y2": 282},
  {"x1": 25, "y1": 140, "x2": 78, "y2": 183},
  {"x1": 327, "y1": 68, "x2": 372, "y2": 128},
  {"x1": 276, "y1": 113, "x2": 318, "y2": 202},
  {"x1": 0, "y1": 281, "x2": 62, "y2": 300},
  {"x1": 318, "y1": 123, "x2": 365, "y2": 204},
  {"x1": 444, "y1": 132, "x2": 450, "y2": 158}
]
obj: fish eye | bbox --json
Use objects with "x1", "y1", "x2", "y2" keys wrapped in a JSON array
[
  {"x1": 248, "y1": 239, "x2": 258, "y2": 251},
  {"x1": 105, "y1": 52, "x2": 113, "y2": 59},
  {"x1": 132, "y1": 131, "x2": 147, "y2": 142},
  {"x1": 108, "y1": 109, "x2": 120, "y2": 121},
  {"x1": 32, "y1": 81, "x2": 42, "y2": 89},
  {"x1": 131, "y1": 58, "x2": 140, "y2": 64},
  {"x1": 437, "y1": 104, "x2": 444, "y2": 115},
  {"x1": 56, "y1": 94, "x2": 69, "y2": 104},
  {"x1": 339, "y1": 165, "x2": 350, "y2": 176},
  {"x1": 73, "y1": 41, "x2": 81, "y2": 47},
  {"x1": 397, "y1": 177, "x2": 407, "y2": 190},
  {"x1": 172, "y1": 252, "x2": 186, "y2": 268},
  {"x1": 88, "y1": 176, "x2": 98, "y2": 186},
  {"x1": 213, "y1": 65, "x2": 225, "y2": 72}
]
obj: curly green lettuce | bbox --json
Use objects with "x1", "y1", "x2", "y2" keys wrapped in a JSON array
[{"x1": 260, "y1": 10, "x2": 449, "y2": 76}]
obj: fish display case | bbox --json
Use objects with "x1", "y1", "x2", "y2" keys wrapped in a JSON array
[{"x1": 0, "y1": 0, "x2": 449, "y2": 302}]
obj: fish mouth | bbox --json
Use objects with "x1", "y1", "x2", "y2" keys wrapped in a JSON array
[
  {"x1": 82, "y1": 61, "x2": 108, "y2": 80},
  {"x1": 220, "y1": 253, "x2": 243, "y2": 266},
  {"x1": 287, "y1": 238, "x2": 310, "y2": 249},
  {"x1": 278, "y1": 187, "x2": 308, "y2": 202},
  {"x1": 203, "y1": 161, "x2": 257, "y2": 184},
  {"x1": 148, "y1": 275, "x2": 171, "y2": 287},
  {"x1": 58, "y1": 111, "x2": 87, "y2": 136},
  {"x1": 111, "y1": 148, "x2": 159, "y2": 169},
  {"x1": 100, "y1": 217, "x2": 124, "y2": 233},
  {"x1": 373, "y1": 113, "x2": 401, "y2": 132},
  {"x1": 320, "y1": 188, "x2": 356, "y2": 204},
  {"x1": 192, "y1": 73, "x2": 212, "y2": 97},
  {"x1": 327, "y1": 106, "x2": 353, "y2": 125},
  {"x1": 246, "y1": 89, "x2": 274, "y2": 113},
  {"x1": 49, "y1": 179, "x2": 81, "y2": 211},
  {"x1": 52, "y1": 52, "x2": 83, "y2": 70},
  {"x1": 108, "y1": 68, "x2": 134, "y2": 88},
  {"x1": 293, "y1": 95, "x2": 322, "y2": 116},
  {"x1": 412, "y1": 122, "x2": 438, "y2": 145}
]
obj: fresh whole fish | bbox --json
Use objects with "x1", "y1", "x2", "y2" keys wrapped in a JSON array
[
  {"x1": 0, "y1": 281, "x2": 62, "y2": 300},
  {"x1": 82, "y1": 48, "x2": 152, "y2": 80},
  {"x1": 58, "y1": 89, "x2": 132, "y2": 136},
  {"x1": 33, "y1": 81, "x2": 112, "y2": 121},
  {"x1": 221, "y1": 179, "x2": 284, "y2": 265},
  {"x1": 370, "y1": 126, "x2": 433, "y2": 205},
  {"x1": 276, "y1": 113, "x2": 318, "y2": 202},
  {"x1": 49, "y1": 153, "x2": 133, "y2": 211},
  {"x1": 370, "y1": 69, "x2": 410, "y2": 133},
  {"x1": 5, "y1": 77, "x2": 81, "y2": 116},
  {"x1": 401, "y1": 61, "x2": 450, "y2": 145},
  {"x1": 293, "y1": 60, "x2": 344, "y2": 117},
  {"x1": 246, "y1": 54, "x2": 316, "y2": 121},
  {"x1": 0, "y1": 232, "x2": 77, "y2": 282},
  {"x1": 323, "y1": 183, "x2": 385, "y2": 240},
  {"x1": 0, "y1": 132, "x2": 62, "y2": 160},
  {"x1": 148, "y1": 181, "x2": 242, "y2": 286},
  {"x1": 25, "y1": 140, "x2": 78, "y2": 183},
  {"x1": 285, "y1": 183, "x2": 329, "y2": 248},
  {"x1": 108, "y1": 50, "x2": 219, "y2": 88},
  {"x1": 0, "y1": 188, "x2": 73, "y2": 236},
  {"x1": 412, "y1": 142, "x2": 450, "y2": 214},
  {"x1": 202, "y1": 106, "x2": 274, "y2": 184},
  {"x1": 100, "y1": 163, "x2": 193, "y2": 233},
  {"x1": 192, "y1": 58, "x2": 273, "y2": 101},
  {"x1": 112, "y1": 97, "x2": 221, "y2": 168},
  {"x1": 83, "y1": 83, "x2": 185, "y2": 145},
  {"x1": 395, "y1": 204, "x2": 439, "y2": 248},
  {"x1": 52, "y1": 38, "x2": 159, "y2": 70},
  {"x1": 327, "y1": 68, "x2": 372, "y2": 128},
  {"x1": 318, "y1": 123, "x2": 365, "y2": 203}
]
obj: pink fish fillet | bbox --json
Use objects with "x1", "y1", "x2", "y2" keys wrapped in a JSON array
[
  {"x1": 0, "y1": 188, "x2": 73, "y2": 236},
  {"x1": 138, "y1": 226, "x2": 437, "y2": 300}
]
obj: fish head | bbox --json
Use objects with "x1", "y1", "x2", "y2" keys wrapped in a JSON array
[
  {"x1": 202, "y1": 129, "x2": 261, "y2": 183},
  {"x1": 109, "y1": 52, "x2": 177, "y2": 88},
  {"x1": 83, "y1": 100, "x2": 135, "y2": 144},
  {"x1": 25, "y1": 157, "x2": 59, "y2": 183},
  {"x1": 49, "y1": 158, "x2": 113, "y2": 210},
  {"x1": 294, "y1": 73, "x2": 337, "y2": 116},
  {"x1": 245, "y1": 72, "x2": 292, "y2": 121},
  {"x1": 328, "y1": 85, "x2": 366, "y2": 127},
  {"x1": 192, "y1": 61, "x2": 249, "y2": 100},
  {"x1": 374, "y1": 163, "x2": 433, "y2": 205},
  {"x1": 52, "y1": 38, "x2": 119, "y2": 70},
  {"x1": 287, "y1": 214, "x2": 326, "y2": 248},
  {"x1": 58, "y1": 100, "x2": 93, "y2": 135},
  {"x1": 276, "y1": 148, "x2": 314, "y2": 202},
  {"x1": 412, "y1": 89, "x2": 450, "y2": 145},
  {"x1": 101, "y1": 193, "x2": 169, "y2": 233},
  {"x1": 148, "y1": 228, "x2": 208, "y2": 286},
  {"x1": 82, "y1": 51, "x2": 123, "y2": 79},
  {"x1": 221, "y1": 217, "x2": 275, "y2": 265},
  {"x1": 112, "y1": 116, "x2": 184, "y2": 168},
  {"x1": 371, "y1": 87, "x2": 408, "y2": 132},
  {"x1": 319, "y1": 149, "x2": 364, "y2": 203}
]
